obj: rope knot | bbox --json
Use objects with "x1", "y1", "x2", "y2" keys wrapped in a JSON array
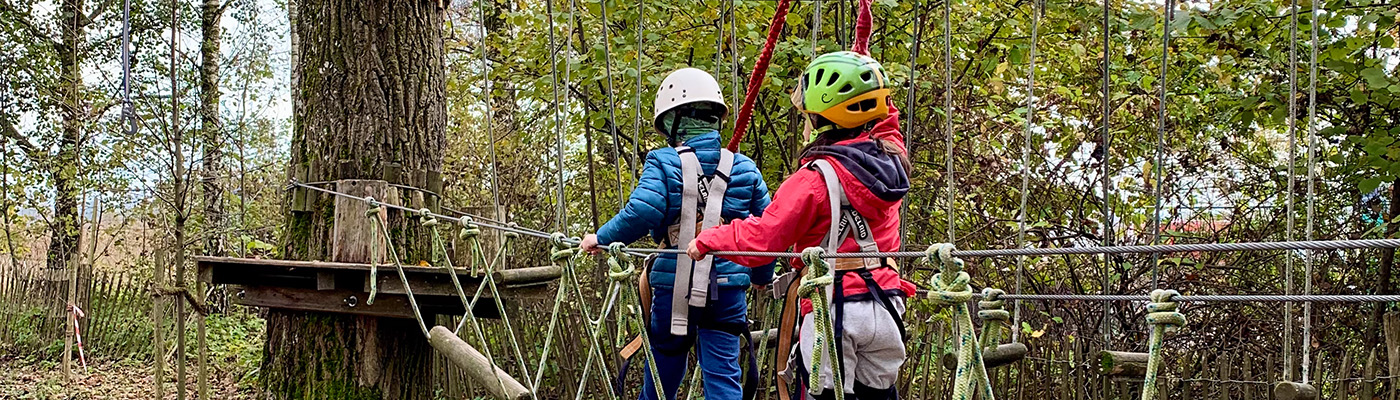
[
  {"x1": 458, "y1": 216, "x2": 481, "y2": 241},
  {"x1": 549, "y1": 232, "x2": 577, "y2": 262},
  {"x1": 504, "y1": 222, "x2": 521, "y2": 239},
  {"x1": 797, "y1": 247, "x2": 834, "y2": 298},
  {"x1": 364, "y1": 197, "x2": 382, "y2": 216},
  {"x1": 977, "y1": 288, "x2": 1010, "y2": 322},
  {"x1": 420, "y1": 209, "x2": 439, "y2": 227},
  {"x1": 1145, "y1": 289, "x2": 1185, "y2": 329},
  {"x1": 606, "y1": 243, "x2": 637, "y2": 281},
  {"x1": 924, "y1": 244, "x2": 973, "y2": 306}
]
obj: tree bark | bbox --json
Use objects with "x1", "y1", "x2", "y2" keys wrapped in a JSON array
[
  {"x1": 47, "y1": 0, "x2": 83, "y2": 272},
  {"x1": 198, "y1": 1, "x2": 225, "y2": 398},
  {"x1": 201, "y1": 0, "x2": 225, "y2": 258},
  {"x1": 268, "y1": 1, "x2": 446, "y2": 399}
]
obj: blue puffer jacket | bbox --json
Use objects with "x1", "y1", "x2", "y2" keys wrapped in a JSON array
[{"x1": 596, "y1": 131, "x2": 775, "y2": 290}]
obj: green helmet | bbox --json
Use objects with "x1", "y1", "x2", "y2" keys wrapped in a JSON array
[{"x1": 800, "y1": 51, "x2": 891, "y2": 129}]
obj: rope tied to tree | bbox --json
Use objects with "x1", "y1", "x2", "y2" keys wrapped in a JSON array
[
  {"x1": 924, "y1": 243, "x2": 996, "y2": 400},
  {"x1": 1139, "y1": 289, "x2": 1185, "y2": 400},
  {"x1": 978, "y1": 288, "x2": 1010, "y2": 350},
  {"x1": 363, "y1": 200, "x2": 430, "y2": 338},
  {"x1": 798, "y1": 247, "x2": 844, "y2": 400}
]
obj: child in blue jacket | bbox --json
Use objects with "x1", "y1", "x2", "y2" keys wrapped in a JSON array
[{"x1": 580, "y1": 67, "x2": 773, "y2": 400}]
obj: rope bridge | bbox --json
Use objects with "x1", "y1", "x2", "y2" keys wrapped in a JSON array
[{"x1": 272, "y1": 178, "x2": 1400, "y2": 400}]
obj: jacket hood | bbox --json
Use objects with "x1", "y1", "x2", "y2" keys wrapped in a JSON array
[{"x1": 802, "y1": 105, "x2": 909, "y2": 215}]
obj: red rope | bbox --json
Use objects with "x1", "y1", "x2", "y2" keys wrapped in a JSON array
[
  {"x1": 851, "y1": 0, "x2": 873, "y2": 55},
  {"x1": 725, "y1": 0, "x2": 792, "y2": 152},
  {"x1": 725, "y1": 0, "x2": 873, "y2": 151}
]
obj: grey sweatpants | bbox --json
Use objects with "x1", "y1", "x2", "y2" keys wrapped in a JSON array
[{"x1": 797, "y1": 297, "x2": 907, "y2": 395}]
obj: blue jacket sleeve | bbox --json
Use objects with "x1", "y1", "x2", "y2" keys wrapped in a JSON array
[
  {"x1": 746, "y1": 168, "x2": 777, "y2": 286},
  {"x1": 596, "y1": 153, "x2": 669, "y2": 246}
]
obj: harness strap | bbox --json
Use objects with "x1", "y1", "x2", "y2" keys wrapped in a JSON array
[
  {"x1": 671, "y1": 146, "x2": 735, "y2": 335},
  {"x1": 775, "y1": 274, "x2": 804, "y2": 400}
]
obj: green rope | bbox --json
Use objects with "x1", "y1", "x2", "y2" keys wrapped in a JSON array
[
  {"x1": 531, "y1": 234, "x2": 582, "y2": 393},
  {"x1": 366, "y1": 199, "x2": 383, "y2": 305},
  {"x1": 924, "y1": 244, "x2": 995, "y2": 400},
  {"x1": 568, "y1": 245, "x2": 620, "y2": 400},
  {"x1": 798, "y1": 247, "x2": 844, "y2": 400},
  {"x1": 365, "y1": 203, "x2": 430, "y2": 337},
  {"x1": 977, "y1": 288, "x2": 1009, "y2": 350},
  {"x1": 457, "y1": 217, "x2": 537, "y2": 394},
  {"x1": 606, "y1": 244, "x2": 665, "y2": 396},
  {"x1": 1140, "y1": 289, "x2": 1185, "y2": 400},
  {"x1": 421, "y1": 211, "x2": 517, "y2": 399}
]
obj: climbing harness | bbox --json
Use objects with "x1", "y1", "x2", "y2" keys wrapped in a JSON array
[
  {"x1": 924, "y1": 244, "x2": 995, "y2": 400},
  {"x1": 775, "y1": 159, "x2": 907, "y2": 400},
  {"x1": 668, "y1": 146, "x2": 736, "y2": 335},
  {"x1": 1139, "y1": 290, "x2": 1185, "y2": 400}
]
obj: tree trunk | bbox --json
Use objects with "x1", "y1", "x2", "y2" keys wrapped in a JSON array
[
  {"x1": 268, "y1": 0, "x2": 446, "y2": 398},
  {"x1": 201, "y1": 0, "x2": 225, "y2": 258},
  {"x1": 47, "y1": 0, "x2": 83, "y2": 272},
  {"x1": 198, "y1": 1, "x2": 225, "y2": 398},
  {"x1": 1373, "y1": 183, "x2": 1400, "y2": 348}
]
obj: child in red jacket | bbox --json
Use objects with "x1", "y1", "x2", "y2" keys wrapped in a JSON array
[{"x1": 688, "y1": 51, "x2": 916, "y2": 400}]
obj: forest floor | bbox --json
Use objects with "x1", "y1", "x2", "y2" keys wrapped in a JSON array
[{"x1": 0, "y1": 355, "x2": 253, "y2": 400}]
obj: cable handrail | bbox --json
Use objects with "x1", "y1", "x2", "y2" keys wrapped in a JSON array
[{"x1": 289, "y1": 180, "x2": 1400, "y2": 260}]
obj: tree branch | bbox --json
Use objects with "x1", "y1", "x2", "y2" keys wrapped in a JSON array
[
  {"x1": 0, "y1": 0, "x2": 59, "y2": 49},
  {"x1": 0, "y1": 117, "x2": 43, "y2": 160}
]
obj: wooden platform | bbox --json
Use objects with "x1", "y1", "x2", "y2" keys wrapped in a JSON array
[{"x1": 196, "y1": 256, "x2": 561, "y2": 319}]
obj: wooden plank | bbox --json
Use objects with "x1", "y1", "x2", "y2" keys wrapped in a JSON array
[
  {"x1": 1341, "y1": 352, "x2": 1353, "y2": 400},
  {"x1": 1220, "y1": 352, "x2": 1232, "y2": 400},
  {"x1": 332, "y1": 180, "x2": 398, "y2": 266},
  {"x1": 235, "y1": 286, "x2": 419, "y2": 319},
  {"x1": 1364, "y1": 348, "x2": 1378, "y2": 400},
  {"x1": 291, "y1": 165, "x2": 309, "y2": 212}
]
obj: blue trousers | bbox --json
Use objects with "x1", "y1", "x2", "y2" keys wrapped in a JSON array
[{"x1": 639, "y1": 287, "x2": 747, "y2": 400}]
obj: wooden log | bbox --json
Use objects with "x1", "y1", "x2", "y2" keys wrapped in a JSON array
[
  {"x1": 1364, "y1": 348, "x2": 1378, "y2": 400},
  {"x1": 941, "y1": 343, "x2": 1029, "y2": 371},
  {"x1": 1341, "y1": 352, "x2": 1354, "y2": 400},
  {"x1": 1220, "y1": 352, "x2": 1231, "y2": 400},
  {"x1": 1099, "y1": 350, "x2": 1149, "y2": 378},
  {"x1": 1273, "y1": 382, "x2": 1318, "y2": 400},
  {"x1": 491, "y1": 266, "x2": 564, "y2": 285},
  {"x1": 427, "y1": 326, "x2": 530, "y2": 400}
]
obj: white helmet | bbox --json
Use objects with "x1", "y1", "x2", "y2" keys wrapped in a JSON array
[{"x1": 653, "y1": 68, "x2": 728, "y2": 132}]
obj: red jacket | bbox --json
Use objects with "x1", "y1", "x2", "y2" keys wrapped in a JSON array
[{"x1": 694, "y1": 106, "x2": 918, "y2": 313}]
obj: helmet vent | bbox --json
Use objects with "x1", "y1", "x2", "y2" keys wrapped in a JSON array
[
  {"x1": 861, "y1": 71, "x2": 873, "y2": 82},
  {"x1": 846, "y1": 98, "x2": 878, "y2": 112},
  {"x1": 813, "y1": 69, "x2": 826, "y2": 86},
  {"x1": 839, "y1": 83, "x2": 853, "y2": 94},
  {"x1": 826, "y1": 72, "x2": 840, "y2": 86},
  {"x1": 859, "y1": 98, "x2": 877, "y2": 111}
]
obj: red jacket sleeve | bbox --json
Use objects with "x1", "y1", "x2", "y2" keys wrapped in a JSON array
[{"x1": 693, "y1": 169, "x2": 826, "y2": 268}]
